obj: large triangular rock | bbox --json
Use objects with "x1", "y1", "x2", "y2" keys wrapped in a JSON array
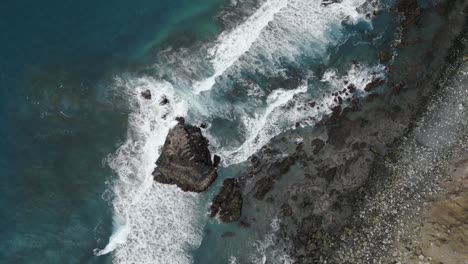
[{"x1": 153, "y1": 118, "x2": 218, "y2": 192}]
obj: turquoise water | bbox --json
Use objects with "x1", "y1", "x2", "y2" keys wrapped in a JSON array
[
  {"x1": 0, "y1": 0, "x2": 224, "y2": 263},
  {"x1": 0, "y1": 0, "x2": 442, "y2": 263}
]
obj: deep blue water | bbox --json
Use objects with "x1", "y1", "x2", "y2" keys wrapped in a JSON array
[
  {"x1": 0, "y1": 0, "x2": 447, "y2": 263},
  {"x1": 0, "y1": 0, "x2": 224, "y2": 263}
]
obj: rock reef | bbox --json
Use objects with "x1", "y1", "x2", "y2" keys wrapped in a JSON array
[
  {"x1": 235, "y1": 0, "x2": 468, "y2": 262},
  {"x1": 210, "y1": 178, "x2": 243, "y2": 222},
  {"x1": 153, "y1": 118, "x2": 218, "y2": 192}
]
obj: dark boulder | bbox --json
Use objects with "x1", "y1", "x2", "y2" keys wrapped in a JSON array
[
  {"x1": 200, "y1": 122, "x2": 208, "y2": 129},
  {"x1": 141, "y1": 90, "x2": 152, "y2": 100},
  {"x1": 210, "y1": 178, "x2": 243, "y2": 222},
  {"x1": 213, "y1": 155, "x2": 221, "y2": 167},
  {"x1": 160, "y1": 96, "x2": 169, "y2": 105},
  {"x1": 321, "y1": 0, "x2": 342, "y2": 6},
  {"x1": 152, "y1": 118, "x2": 218, "y2": 192},
  {"x1": 347, "y1": 84, "x2": 357, "y2": 93},
  {"x1": 364, "y1": 77, "x2": 385, "y2": 92}
]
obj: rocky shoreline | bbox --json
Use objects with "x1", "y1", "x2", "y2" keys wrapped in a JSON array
[
  {"x1": 234, "y1": 0, "x2": 468, "y2": 263},
  {"x1": 149, "y1": 0, "x2": 468, "y2": 262}
]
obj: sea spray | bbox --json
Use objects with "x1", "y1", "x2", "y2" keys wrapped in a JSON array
[
  {"x1": 193, "y1": 0, "x2": 376, "y2": 93},
  {"x1": 94, "y1": 215, "x2": 130, "y2": 256},
  {"x1": 249, "y1": 217, "x2": 294, "y2": 264},
  {"x1": 210, "y1": 64, "x2": 385, "y2": 166},
  {"x1": 97, "y1": 0, "x2": 384, "y2": 262},
  {"x1": 95, "y1": 77, "x2": 204, "y2": 264},
  {"x1": 193, "y1": 0, "x2": 289, "y2": 93},
  {"x1": 218, "y1": 84, "x2": 309, "y2": 165}
]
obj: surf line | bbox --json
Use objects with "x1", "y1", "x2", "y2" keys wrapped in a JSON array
[{"x1": 192, "y1": 0, "x2": 290, "y2": 94}]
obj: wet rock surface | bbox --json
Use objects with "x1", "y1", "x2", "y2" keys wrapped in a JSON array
[
  {"x1": 153, "y1": 118, "x2": 218, "y2": 192},
  {"x1": 141, "y1": 89, "x2": 152, "y2": 100},
  {"x1": 236, "y1": 1, "x2": 468, "y2": 263},
  {"x1": 210, "y1": 178, "x2": 243, "y2": 222}
]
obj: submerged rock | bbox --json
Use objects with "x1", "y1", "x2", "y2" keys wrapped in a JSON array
[
  {"x1": 152, "y1": 118, "x2": 218, "y2": 192},
  {"x1": 210, "y1": 178, "x2": 243, "y2": 222},
  {"x1": 311, "y1": 138, "x2": 325, "y2": 155},
  {"x1": 221, "y1": 231, "x2": 236, "y2": 238}
]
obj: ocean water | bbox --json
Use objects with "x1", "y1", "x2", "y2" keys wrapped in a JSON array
[
  {"x1": 0, "y1": 0, "x2": 224, "y2": 263},
  {"x1": 0, "y1": 0, "x2": 441, "y2": 263}
]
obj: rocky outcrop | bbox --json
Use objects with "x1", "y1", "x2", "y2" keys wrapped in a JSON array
[
  {"x1": 141, "y1": 89, "x2": 152, "y2": 100},
  {"x1": 235, "y1": 1, "x2": 468, "y2": 262},
  {"x1": 364, "y1": 77, "x2": 385, "y2": 92},
  {"x1": 210, "y1": 178, "x2": 243, "y2": 222},
  {"x1": 153, "y1": 118, "x2": 218, "y2": 192}
]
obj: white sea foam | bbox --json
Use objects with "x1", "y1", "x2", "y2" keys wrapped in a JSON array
[
  {"x1": 95, "y1": 215, "x2": 130, "y2": 256},
  {"x1": 99, "y1": 0, "x2": 383, "y2": 262},
  {"x1": 215, "y1": 63, "x2": 385, "y2": 166},
  {"x1": 193, "y1": 0, "x2": 373, "y2": 93},
  {"x1": 321, "y1": 64, "x2": 385, "y2": 91},
  {"x1": 218, "y1": 84, "x2": 308, "y2": 165},
  {"x1": 240, "y1": 0, "x2": 369, "y2": 71},
  {"x1": 193, "y1": 0, "x2": 289, "y2": 93},
  {"x1": 95, "y1": 77, "x2": 204, "y2": 264},
  {"x1": 228, "y1": 256, "x2": 239, "y2": 264},
  {"x1": 250, "y1": 218, "x2": 294, "y2": 264}
]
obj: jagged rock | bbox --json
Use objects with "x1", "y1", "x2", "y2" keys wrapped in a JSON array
[
  {"x1": 141, "y1": 90, "x2": 152, "y2": 100},
  {"x1": 321, "y1": 0, "x2": 342, "y2": 7},
  {"x1": 152, "y1": 118, "x2": 218, "y2": 192},
  {"x1": 213, "y1": 155, "x2": 221, "y2": 167},
  {"x1": 210, "y1": 178, "x2": 243, "y2": 222},
  {"x1": 160, "y1": 96, "x2": 169, "y2": 105},
  {"x1": 364, "y1": 77, "x2": 385, "y2": 92},
  {"x1": 347, "y1": 84, "x2": 357, "y2": 93},
  {"x1": 234, "y1": 1, "x2": 468, "y2": 263},
  {"x1": 200, "y1": 122, "x2": 208, "y2": 129}
]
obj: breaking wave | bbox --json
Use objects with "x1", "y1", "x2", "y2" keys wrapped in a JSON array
[
  {"x1": 97, "y1": 0, "x2": 382, "y2": 262},
  {"x1": 95, "y1": 78, "x2": 204, "y2": 264},
  {"x1": 193, "y1": 0, "x2": 373, "y2": 93}
]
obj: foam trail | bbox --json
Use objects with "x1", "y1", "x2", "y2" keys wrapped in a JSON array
[
  {"x1": 220, "y1": 84, "x2": 307, "y2": 164},
  {"x1": 193, "y1": 0, "x2": 289, "y2": 93},
  {"x1": 95, "y1": 77, "x2": 204, "y2": 264},
  {"x1": 95, "y1": 215, "x2": 130, "y2": 256},
  {"x1": 216, "y1": 64, "x2": 385, "y2": 166},
  {"x1": 208, "y1": 0, "x2": 373, "y2": 80},
  {"x1": 95, "y1": 0, "x2": 383, "y2": 261},
  {"x1": 250, "y1": 218, "x2": 294, "y2": 264}
]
